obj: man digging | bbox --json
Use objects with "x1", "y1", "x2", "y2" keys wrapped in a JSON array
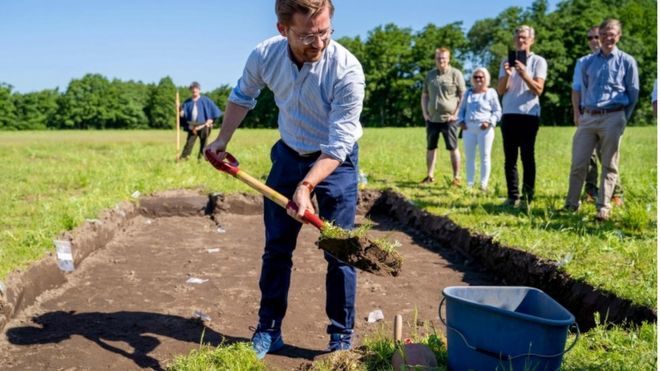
[{"x1": 206, "y1": 0, "x2": 364, "y2": 359}]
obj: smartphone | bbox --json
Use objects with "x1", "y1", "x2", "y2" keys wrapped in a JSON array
[
  {"x1": 516, "y1": 50, "x2": 527, "y2": 66},
  {"x1": 507, "y1": 50, "x2": 527, "y2": 66},
  {"x1": 508, "y1": 50, "x2": 516, "y2": 67}
]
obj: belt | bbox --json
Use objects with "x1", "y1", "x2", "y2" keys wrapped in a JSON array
[
  {"x1": 583, "y1": 107, "x2": 624, "y2": 115},
  {"x1": 281, "y1": 140, "x2": 321, "y2": 158}
]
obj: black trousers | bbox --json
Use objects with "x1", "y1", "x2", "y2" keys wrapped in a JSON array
[
  {"x1": 500, "y1": 114, "x2": 540, "y2": 201},
  {"x1": 180, "y1": 126, "x2": 211, "y2": 160}
]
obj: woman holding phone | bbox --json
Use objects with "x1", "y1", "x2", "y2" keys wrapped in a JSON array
[
  {"x1": 456, "y1": 68, "x2": 502, "y2": 191},
  {"x1": 497, "y1": 25, "x2": 547, "y2": 207}
]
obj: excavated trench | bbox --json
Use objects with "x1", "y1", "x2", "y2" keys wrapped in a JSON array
[{"x1": 0, "y1": 189, "x2": 654, "y2": 370}]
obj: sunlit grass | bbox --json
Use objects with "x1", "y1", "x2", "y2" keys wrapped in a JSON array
[
  {"x1": 167, "y1": 341, "x2": 265, "y2": 371},
  {"x1": 0, "y1": 127, "x2": 655, "y2": 369}
]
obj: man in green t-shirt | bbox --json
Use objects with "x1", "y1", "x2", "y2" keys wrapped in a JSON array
[{"x1": 421, "y1": 48, "x2": 466, "y2": 185}]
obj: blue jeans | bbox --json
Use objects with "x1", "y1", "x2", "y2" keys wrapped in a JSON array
[{"x1": 258, "y1": 140, "x2": 358, "y2": 335}]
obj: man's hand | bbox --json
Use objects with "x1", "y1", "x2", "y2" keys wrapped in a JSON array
[
  {"x1": 573, "y1": 111, "x2": 581, "y2": 126},
  {"x1": 204, "y1": 138, "x2": 228, "y2": 162},
  {"x1": 423, "y1": 112, "x2": 430, "y2": 122},
  {"x1": 513, "y1": 60, "x2": 527, "y2": 78},
  {"x1": 503, "y1": 62, "x2": 513, "y2": 77},
  {"x1": 288, "y1": 184, "x2": 315, "y2": 222},
  {"x1": 480, "y1": 122, "x2": 490, "y2": 130}
]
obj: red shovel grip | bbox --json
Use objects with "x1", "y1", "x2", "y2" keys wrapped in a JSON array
[
  {"x1": 205, "y1": 148, "x2": 240, "y2": 176},
  {"x1": 286, "y1": 201, "x2": 325, "y2": 230}
]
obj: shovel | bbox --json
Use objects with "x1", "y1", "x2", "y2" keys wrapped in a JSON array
[{"x1": 205, "y1": 148, "x2": 401, "y2": 277}]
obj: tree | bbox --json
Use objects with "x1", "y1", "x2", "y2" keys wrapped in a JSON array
[
  {"x1": 244, "y1": 87, "x2": 278, "y2": 128},
  {"x1": 54, "y1": 74, "x2": 112, "y2": 129},
  {"x1": 360, "y1": 23, "x2": 416, "y2": 126},
  {"x1": 147, "y1": 77, "x2": 176, "y2": 129},
  {"x1": 14, "y1": 89, "x2": 59, "y2": 130},
  {"x1": 0, "y1": 83, "x2": 17, "y2": 130}
]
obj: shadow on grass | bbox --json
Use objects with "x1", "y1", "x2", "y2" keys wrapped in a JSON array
[{"x1": 5, "y1": 310, "x2": 325, "y2": 370}]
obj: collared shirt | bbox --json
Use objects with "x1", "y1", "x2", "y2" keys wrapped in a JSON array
[
  {"x1": 423, "y1": 67, "x2": 465, "y2": 122},
  {"x1": 456, "y1": 88, "x2": 502, "y2": 127},
  {"x1": 572, "y1": 53, "x2": 596, "y2": 92},
  {"x1": 581, "y1": 47, "x2": 639, "y2": 120},
  {"x1": 498, "y1": 53, "x2": 547, "y2": 116},
  {"x1": 572, "y1": 53, "x2": 596, "y2": 106},
  {"x1": 229, "y1": 35, "x2": 365, "y2": 162}
]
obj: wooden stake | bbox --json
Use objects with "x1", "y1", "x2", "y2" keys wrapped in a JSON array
[
  {"x1": 175, "y1": 91, "x2": 180, "y2": 160},
  {"x1": 394, "y1": 314, "x2": 403, "y2": 343}
]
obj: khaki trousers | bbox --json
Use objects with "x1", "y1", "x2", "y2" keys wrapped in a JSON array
[{"x1": 566, "y1": 111, "x2": 626, "y2": 212}]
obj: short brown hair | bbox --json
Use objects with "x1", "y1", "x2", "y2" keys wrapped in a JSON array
[
  {"x1": 275, "y1": 0, "x2": 334, "y2": 26},
  {"x1": 435, "y1": 48, "x2": 451, "y2": 57}
]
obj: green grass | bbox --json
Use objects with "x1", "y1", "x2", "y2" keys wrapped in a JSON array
[
  {"x1": 167, "y1": 341, "x2": 265, "y2": 371},
  {"x1": 320, "y1": 220, "x2": 403, "y2": 255},
  {"x1": 359, "y1": 127, "x2": 657, "y2": 308},
  {"x1": 0, "y1": 127, "x2": 656, "y2": 369},
  {"x1": 310, "y1": 319, "x2": 447, "y2": 371}
]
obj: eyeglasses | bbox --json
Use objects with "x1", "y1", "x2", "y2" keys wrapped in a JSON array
[
  {"x1": 473, "y1": 75, "x2": 485, "y2": 80},
  {"x1": 289, "y1": 27, "x2": 334, "y2": 45},
  {"x1": 587, "y1": 35, "x2": 599, "y2": 40}
]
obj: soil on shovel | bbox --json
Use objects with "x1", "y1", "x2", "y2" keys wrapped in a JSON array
[
  {"x1": 319, "y1": 235, "x2": 402, "y2": 277},
  {"x1": 0, "y1": 196, "x2": 496, "y2": 371}
]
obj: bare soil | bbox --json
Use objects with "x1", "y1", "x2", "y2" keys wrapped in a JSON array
[{"x1": 0, "y1": 193, "x2": 494, "y2": 370}]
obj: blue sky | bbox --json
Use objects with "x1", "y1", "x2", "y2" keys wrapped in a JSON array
[{"x1": 0, "y1": 0, "x2": 558, "y2": 93}]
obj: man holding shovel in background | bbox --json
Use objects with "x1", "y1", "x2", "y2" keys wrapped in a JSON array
[
  {"x1": 179, "y1": 81, "x2": 222, "y2": 160},
  {"x1": 205, "y1": 0, "x2": 364, "y2": 359}
]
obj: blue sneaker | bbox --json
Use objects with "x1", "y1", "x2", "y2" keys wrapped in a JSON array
[
  {"x1": 328, "y1": 333, "x2": 352, "y2": 351},
  {"x1": 251, "y1": 328, "x2": 284, "y2": 360}
]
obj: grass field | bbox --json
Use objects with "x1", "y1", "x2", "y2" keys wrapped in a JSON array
[{"x1": 0, "y1": 127, "x2": 656, "y2": 369}]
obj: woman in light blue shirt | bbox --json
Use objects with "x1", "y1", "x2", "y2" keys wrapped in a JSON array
[{"x1": 456, "y1": 67, "x2": 502, "y2": 191}]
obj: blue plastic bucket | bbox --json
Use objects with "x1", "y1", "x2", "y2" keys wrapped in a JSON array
[{"x1": 440, "y1": 286, "x2": 579, "y2": 371}]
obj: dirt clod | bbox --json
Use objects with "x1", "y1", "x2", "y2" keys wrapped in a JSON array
[{"x1": 319, "y1": 236, "x2": 402, "y2": 277}]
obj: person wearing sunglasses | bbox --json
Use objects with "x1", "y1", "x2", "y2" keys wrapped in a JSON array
[
  {"x1": 571, "y1": 26, "x2": 624, "y2": 207},
  {"x1": 206, "y1": 0, "x2": 364, "y2": 358},
  {"x1": 456, "y1": 68, "x2": 502, "y2": 192}
]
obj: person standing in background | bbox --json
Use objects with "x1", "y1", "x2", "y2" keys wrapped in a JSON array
[
  {"x1": 572, "y1": 26, "x2": 624, "y2": 205},
  {"x1": 456, "y1": 67, "x2": 501, "y2": 192},
  {"x1": 564, "y1": 19, "x2": 639, "y2": 221},
  {"x1": 179, "y1": 81, "x2": 222, "y2": 160},
  {"x1": 497, "y1": 25, "x2": 547, "y2": 207},
  {"x1": 420, "y1": 48, "x2": 465, "y2": 186}
]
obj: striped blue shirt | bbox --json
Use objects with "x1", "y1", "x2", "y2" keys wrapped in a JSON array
[
  {"x1": 229, "y1": 35, "x2": 365, "y2": 162},
  {"x1": 581, "y1": 47, "x2": 639, "y2": 120}
]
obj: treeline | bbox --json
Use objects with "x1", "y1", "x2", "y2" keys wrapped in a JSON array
[{"x1": 0, "y1": 0, "x2": 655, "y2": 130}]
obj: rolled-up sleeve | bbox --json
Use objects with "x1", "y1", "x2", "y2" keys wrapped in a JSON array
[
  {"x1": 320, "y1": 62, "x2": 365, "y2": 162},
  {"x1": 228, "y1": 48, "x2": 265, "y2": 109}
]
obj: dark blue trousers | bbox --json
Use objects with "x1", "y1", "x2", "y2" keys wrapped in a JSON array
[{"x1": 258, "y1": 140, "x2": 358, "y2": 335}]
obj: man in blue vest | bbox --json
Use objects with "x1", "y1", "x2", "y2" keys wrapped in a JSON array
[{"x1": 179, "y1": 81, "x2": 222, "y2": 160}]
